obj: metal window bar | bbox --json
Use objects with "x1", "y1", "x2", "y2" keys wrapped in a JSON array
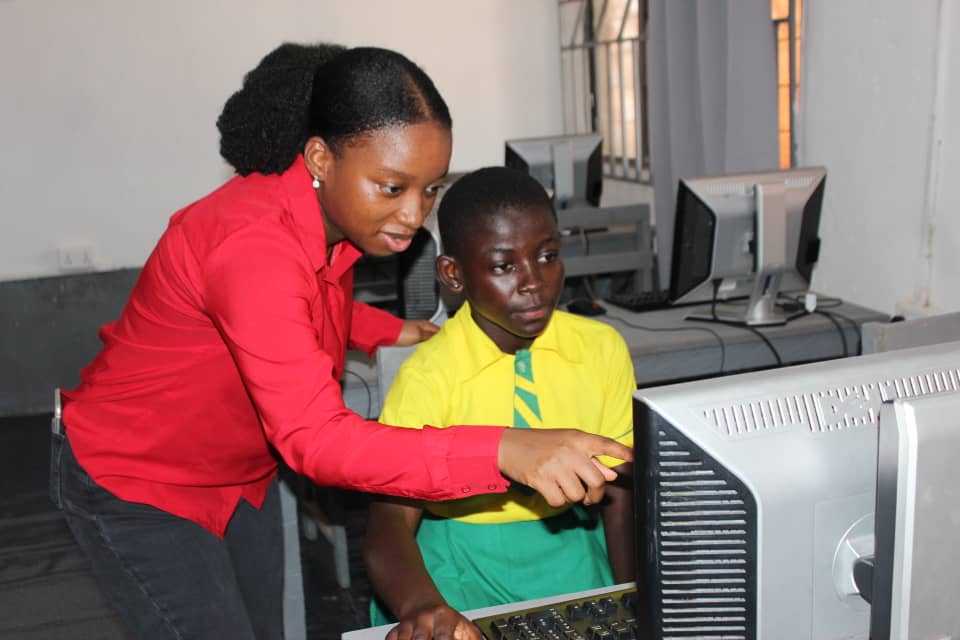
[
  {"x1": 559, "y1": 0, "x2": 649, "y2": 183},
  {"x1": 788, "y1": 0, "x2": 799, "y2": 168},
  {"x1": 772, "y1": 0, "x2": 801, "y2": 168}
]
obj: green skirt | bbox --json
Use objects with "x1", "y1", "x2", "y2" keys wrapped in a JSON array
[{"x1": 370, "y1": 506, "x2": 612, "y2": 626}]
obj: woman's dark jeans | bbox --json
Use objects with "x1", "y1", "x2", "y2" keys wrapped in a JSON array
[{"x1": 51, "y1": 431, "x2": 283, "y2": 639}]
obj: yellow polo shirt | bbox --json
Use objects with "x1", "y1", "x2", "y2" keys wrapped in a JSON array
[{"x1": 379, "y1": 302, "x2": 635, "y2": 524}]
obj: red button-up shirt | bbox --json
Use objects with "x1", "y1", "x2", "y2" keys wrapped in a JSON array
[{"x1": 63, "y1": 156, "x2": 509, "y2": 536}]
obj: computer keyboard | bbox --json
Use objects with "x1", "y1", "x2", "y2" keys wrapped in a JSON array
[
  {"x1": 473, "y1": 587, "x2": 639, "y2": 640},
  {"x1": 605, "y1": 289, "x2": 671, "y2": 312}
]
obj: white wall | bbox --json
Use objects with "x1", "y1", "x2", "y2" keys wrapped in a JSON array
[
  {"x1": 801, "y1": 0, "x2": 959, "y2": 317},
  {"x1": 0, "y1": 0, "x2": 563, "y2": 281}
]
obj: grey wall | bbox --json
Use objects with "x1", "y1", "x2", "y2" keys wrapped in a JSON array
[
  {"x1": 0, "y1": 270, "x2": 139, "y2": 416},
  {"x1": 802, "y1": 0, "x2": 960, "y2": 316},
  {"x1": 0, "y1": 1, "x2": 563, "y2": 282}
]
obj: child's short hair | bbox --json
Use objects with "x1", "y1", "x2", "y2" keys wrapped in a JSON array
[{"x1": 437, "y1": 166, "x2": 556, "y2": 259}]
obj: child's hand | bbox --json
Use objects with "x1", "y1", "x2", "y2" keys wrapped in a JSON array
[
  {"x1": 498, "y1": 428, "x2": 634, "y2": 507},
  {"x1": 395, "y1": 319, "x2": 441, "y2": 346},
  {"x1": 386, "y1": 603, "x2": 482, "y2": 640}
]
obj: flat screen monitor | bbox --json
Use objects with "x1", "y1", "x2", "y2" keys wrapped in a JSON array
[
  {"x1": 633, "y1": 341, "x2": 960, "y2": 639},
  {"x1": 870, "y1": 391, "x2": 960, "y2": 639},
  {"x1": 669, "y1": 167, "x2": 826, "y2": 326},
  {"x1": 505, "y1": 133, "x2": 603, "y2": 209}
]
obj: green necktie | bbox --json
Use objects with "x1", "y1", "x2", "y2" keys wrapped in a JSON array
[
  {"x1": 513, "y1": 349, "x2": 542, "y2": 428},
  {"x1": 511, "y1": 349, "x2": 541, "y2": 495}
]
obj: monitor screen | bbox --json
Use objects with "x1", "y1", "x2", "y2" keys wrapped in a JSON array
[
  {"x1": 669, "y1": 167, "x2": 826, "y2": 325},
  {"x1": 505, "y1": 134, "x2": 603, "y2": 209},
  {"x1": 633, "y1": 341, "x2": 960, "y2": 639},
  {"x1": 870, "y1": 391, "x2": 960, "y2": 639}
]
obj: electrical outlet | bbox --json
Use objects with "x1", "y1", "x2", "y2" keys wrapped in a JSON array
[{"x1": 57, "y1": 242, "x2": 97, "y2": 272}]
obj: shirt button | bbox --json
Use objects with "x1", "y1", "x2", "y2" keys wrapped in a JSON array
[
  {"x1": 461, "y1": 486, "x2": 471, "y2": 493},
  {"x1": 488, "y1": 484, "x2": 498, "y2": 490}
]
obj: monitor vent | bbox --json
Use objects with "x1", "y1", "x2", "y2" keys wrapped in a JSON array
[
  {"x1": 783, "y1": 175, "x2": 815, "y2": 188},
  {"x1": 398, "y1": 227, "x2": 440, "y2": 319},
  {"x1": 703, "y1": 367, "x2": 960, "y2": 436},
  {"x1": 649, "y1": 424, "x2": 757, "y2": 639},
  {"x1": 698, "y1": 183, "x2": 751, "y2": 197},
  {"x1": 696, "y1": 175, "x2": 813, "y2": 198}
]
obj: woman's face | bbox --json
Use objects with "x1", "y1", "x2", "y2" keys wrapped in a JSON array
[{"x1": 306, "y1": 122, "x2": 452, "y2": 256}]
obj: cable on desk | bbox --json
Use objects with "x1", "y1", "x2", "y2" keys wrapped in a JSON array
[
  {"x1": 342, "y1": 369, "x2": 373, "y2": 419},
  {"x1": 812, "y1": 309, "x2": 849, "y2": 357},
  {"x1": 605, "y1": 315, "x2": 727, "y2": 374},
  {"x1": 775, "y1": 292, "x2": 863, "y2": 357},
  {"x1": 685, "y1": 316, "x2": 783, "y2": 367},
  {"x1": 815, "y1": 309, "x2": 864, "y2": 355},
  {"x1": 682, "y1": 278, "x2": 782, "y2": 367},
  {"x1": 742, "y1": 325, "x2": 783, "y2": 366}
]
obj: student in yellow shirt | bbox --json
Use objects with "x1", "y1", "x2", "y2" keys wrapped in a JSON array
[{"x1": 363, "y1": 166, "x2": 636, "y2": 640}]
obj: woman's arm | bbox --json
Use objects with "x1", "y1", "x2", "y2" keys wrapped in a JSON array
[
  {"x1": 348, "y1": 300, "x2": 405, "y2": 354},
  {"x1": 364, "y1": 498, "x2": 483, "y2": 640},
  {"x1": 203, "y1": 233, "x2": 631, "y2": 503}
]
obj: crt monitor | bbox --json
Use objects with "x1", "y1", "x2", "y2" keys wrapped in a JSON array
[
  {"x1": 396, "y1": 223, "x2": 443, "y2": 320},
  {"x1": 869, "y1": 391, "x2": 960, "y2": 639},
  {"x1": 633, "y1": 341, "x2": 960, "y2": 639},
  {"x1": 353, "y1": 215, "x2": 444, "y2": 321},
  {"x1": 505, "y1": 133, "x2": 603, "y2": 209},
  {"x1": 669, "y1": 167, "x2": 826, "y2": 325}
]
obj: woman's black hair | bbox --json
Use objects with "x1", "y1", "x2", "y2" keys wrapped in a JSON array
[
  {"x1": 217, "y1": 43, "x2": 452, "y2": 176},
  {"x1": 437, "y1": 166, "x2": 556, "y2": 260}
]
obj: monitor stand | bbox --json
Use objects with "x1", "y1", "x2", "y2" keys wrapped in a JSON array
[{"x1": 686, "y1": 269, "x2": 789, "y2": 326}]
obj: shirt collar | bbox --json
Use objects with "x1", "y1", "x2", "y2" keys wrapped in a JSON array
[
  {"x1": 279, "y1": 155, "x2": 362, "y2": 277},
  {"x1": 453, "y1": 301, "x2": 584, "y2": 374}
]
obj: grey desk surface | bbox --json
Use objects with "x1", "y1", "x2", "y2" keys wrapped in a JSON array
[
  {"x1": 596, "y1": 297, "x2": 888, "y2": 387},
  {"x1": 342, "y1": 583, "x2": 635, "y2": 640}
]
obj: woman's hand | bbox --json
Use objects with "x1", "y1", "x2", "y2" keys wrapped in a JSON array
[
  {"x1": 386, "y1": 604, "x2": 482, "y2": 640},
  {"x1": 395, "y1": 319, "x2": 441, "y2": 346},
  {"x1": 498, "y1": 428, "x2": 633, "y2": 507}
]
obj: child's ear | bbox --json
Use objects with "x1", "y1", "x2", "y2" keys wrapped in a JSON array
[{"x1": 436, "y1": 255, "x2": 463, "y2": 293}]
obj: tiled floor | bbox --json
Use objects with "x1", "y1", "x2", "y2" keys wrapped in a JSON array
[{"x1": 0, "y1": 414, "x2": 374, "y2": 640}]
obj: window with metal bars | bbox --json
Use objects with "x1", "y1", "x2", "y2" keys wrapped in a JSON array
[
  {"x1": 772, "y1": 0, "x2": 803, "y2": 169},
  {"x1": 560, "y1": 1, "x2": 802, "y2": 180},
  {"x1": 558, "y1": 0, "x2": 649, "y2": 184}
]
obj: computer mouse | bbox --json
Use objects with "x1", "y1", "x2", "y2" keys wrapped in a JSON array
[{"x1": 566, "y1": 298, "x2": 607, "y2": 316}]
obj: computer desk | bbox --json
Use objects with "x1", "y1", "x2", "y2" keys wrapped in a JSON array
[
  {"x1": 596, "y1": 297, "x2": 889, "y2": 388},
  {"x1": 342, "y1": 583, "x2": 636, "y2": 640}
]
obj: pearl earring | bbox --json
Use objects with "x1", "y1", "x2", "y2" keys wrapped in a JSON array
[{"x1": 312, "y1": 176, "x2": 320, "y2": 189}]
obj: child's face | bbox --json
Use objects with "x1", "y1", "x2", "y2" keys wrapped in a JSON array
[{"x1": 455, "y1": 204, "x2": 564, "y2": 353}]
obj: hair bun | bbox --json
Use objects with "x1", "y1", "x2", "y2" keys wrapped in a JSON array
[{"x1": 217, "y1": 43, "x2": 345, "y2": 176}]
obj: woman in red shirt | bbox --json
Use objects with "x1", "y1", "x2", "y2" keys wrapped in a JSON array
[{"x1": 52, "y1": 43, "x2": 631, "y2": 639}]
